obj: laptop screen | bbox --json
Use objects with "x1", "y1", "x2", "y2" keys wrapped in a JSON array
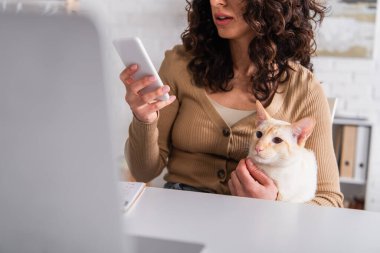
[{"x1": 0, "y1": 12, "x2": 127, "y2": 253}]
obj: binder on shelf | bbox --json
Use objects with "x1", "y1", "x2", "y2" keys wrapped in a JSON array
[
  {"x1": 353, "y1": 126, "x2": 370, "y2": 182},
  {"x1": 332, "y1": 125, "x2": 343, "y2": 165},
  {"x1": 339, "y1": 125, "x2": 357, "y2": 178}
]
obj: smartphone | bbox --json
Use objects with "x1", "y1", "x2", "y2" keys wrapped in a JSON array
[{"x1": 113, "y1": 37, "x2": 169, "y2": 101}]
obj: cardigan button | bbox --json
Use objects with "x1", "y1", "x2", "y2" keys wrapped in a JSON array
[
  {"x1": 222, "y1": 128, "x2": 230, "y2": 137},
  {"x1": 217, "y1": 169, "x2": 226, "y2": 179}
]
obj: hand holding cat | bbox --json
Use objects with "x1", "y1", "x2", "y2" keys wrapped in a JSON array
[
  {"x1": 120, "y1": 64, "x2": 176, "y2": 123},
  {"x1": 228, "y1": 158, "x2": 278, "y2": 200}
]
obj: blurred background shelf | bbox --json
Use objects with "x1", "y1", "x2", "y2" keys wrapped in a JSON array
[{"x1": 333, "y1": 117, "x2": 372, "y2": 210}]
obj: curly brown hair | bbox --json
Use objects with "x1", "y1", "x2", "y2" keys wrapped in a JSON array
[{"x1": 181, "y1": 0, "x2": 326, "y2": 106}]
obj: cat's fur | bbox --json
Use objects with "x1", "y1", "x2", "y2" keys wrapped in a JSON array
[{"x1": 248, "y1": 101, "x2": 317, "y2": 203}]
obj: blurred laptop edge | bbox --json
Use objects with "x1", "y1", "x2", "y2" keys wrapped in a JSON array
[{"x1": 0, "y1": 12, "x2": 129, "y2": 253}]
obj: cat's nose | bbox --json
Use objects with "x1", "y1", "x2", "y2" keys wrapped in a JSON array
[{"x1": 255, "y1": 146, "x2": 263, "y2": 153}]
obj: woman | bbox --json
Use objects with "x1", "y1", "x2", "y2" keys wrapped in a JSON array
[{"x1": 121, "y1": 0, "x2": 343, "y2": 207}]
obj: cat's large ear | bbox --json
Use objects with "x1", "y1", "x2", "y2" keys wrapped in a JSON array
[
  {"x1": 255, "y1": 100, "x2": 271, "y2": 126},
  {"x1": 291, "y1": 117, "x2": 316, "y2": 147}
]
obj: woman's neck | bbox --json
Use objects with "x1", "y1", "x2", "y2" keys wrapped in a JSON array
[
  {"x1": 229, "y1": 38, "x2": 254, "y2": 78},
  {"x1": 207, "y1": 38, "x2": 257, "y2": 109}
]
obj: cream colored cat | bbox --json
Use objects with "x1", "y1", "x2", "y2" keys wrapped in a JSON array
[{"x1": 248, "y1": 101, "x2": 317, "y2": 203}]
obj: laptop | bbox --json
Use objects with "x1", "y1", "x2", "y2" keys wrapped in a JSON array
[{"x1": 0, "y1": 12, "x2": 204, "y2": 253}]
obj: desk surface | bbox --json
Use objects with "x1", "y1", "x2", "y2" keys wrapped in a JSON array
[{"x1": 124, "y1": 187, "x2": 380, "y2": 253}]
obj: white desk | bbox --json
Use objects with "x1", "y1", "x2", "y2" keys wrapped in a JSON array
[{"x1": 124, "y1": 187, "x2": 380, "y2": 253}]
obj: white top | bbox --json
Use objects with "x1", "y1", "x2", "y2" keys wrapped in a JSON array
[
  {"x1": 207, "y1": 96, "x2": 255, "y2": 126},
  {"x1": 124, "y1": 187, "x2": 380, "y2": 253}
]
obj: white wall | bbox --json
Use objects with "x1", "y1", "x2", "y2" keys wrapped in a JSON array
[{"x1": 81, "y1": 0, "x2": 380, "y2": 211}]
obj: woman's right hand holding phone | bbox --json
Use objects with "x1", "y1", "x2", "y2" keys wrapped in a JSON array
[{"x1": 120, "y1": 64, "x2": 176, "y2": 123}]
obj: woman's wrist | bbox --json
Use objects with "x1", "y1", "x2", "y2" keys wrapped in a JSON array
[{"x1": 133, "y1": 111, "x2": 158, "y2": 124}]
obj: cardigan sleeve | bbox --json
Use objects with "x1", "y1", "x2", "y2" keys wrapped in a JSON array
[
  {"x1": 303, "y1": 75, "x2": 344, "y2": 207},
  {"x1": 125, "y1": 49, "x2": 179, "y2": 182}
]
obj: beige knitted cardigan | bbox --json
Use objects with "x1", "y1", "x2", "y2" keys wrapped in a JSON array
[{"x1": 126, "y1": 45, "x2": 344, "y2": 207}]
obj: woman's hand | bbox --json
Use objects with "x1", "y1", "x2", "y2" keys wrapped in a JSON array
[
  {"x1": 120, "y1": 64, "x2": 176, "y2": 123},
  {"x1": 228, "y1": 158, "x2": 278, "y2": 200}
]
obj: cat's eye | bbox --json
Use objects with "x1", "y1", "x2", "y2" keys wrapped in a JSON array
[
  {"x1": 256, "y1": 131, "x2": 263, "y2": 138},
  {"x1": 273, "y1": 137, "x2": 283, "y2": 144}
]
